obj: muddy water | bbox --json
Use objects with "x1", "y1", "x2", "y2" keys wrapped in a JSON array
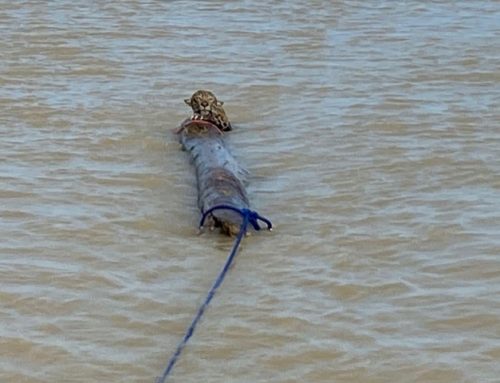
[{"x1": 1, "y1": 1, "x2": 499, "y2": 382}]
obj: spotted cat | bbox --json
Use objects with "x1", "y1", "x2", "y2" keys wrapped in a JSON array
[
  {"x1": 184, "y1": 90, "x2": 232, "y2": 132},
  {"x1": 184, "y1": 90, "x2": 220, "y2": 114}
]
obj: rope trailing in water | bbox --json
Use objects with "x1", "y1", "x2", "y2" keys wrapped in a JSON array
[{"x1": 156, "y1": 205, "x2": 272, "y2": 383}]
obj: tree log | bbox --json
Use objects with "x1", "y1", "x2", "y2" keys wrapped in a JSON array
[{"x1": 177, "y1": 118, "x2": 250, "y2": 236}]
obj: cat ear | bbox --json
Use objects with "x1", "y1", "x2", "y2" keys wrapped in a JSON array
[
  {"x1": 217, "y1": 101, "x2": 224, "y2": 106},
  {"x1": 184, "y1": 98, "x2": 192, "y2": 106}
]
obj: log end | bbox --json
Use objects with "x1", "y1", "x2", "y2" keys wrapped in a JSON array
[{"x1": 176, "y1": 118, "x2": 223, "y2": 137}]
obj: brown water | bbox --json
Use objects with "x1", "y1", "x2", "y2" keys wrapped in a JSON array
[{"x1": 1, "y1": 1, "x2": 500, "y2": 382}]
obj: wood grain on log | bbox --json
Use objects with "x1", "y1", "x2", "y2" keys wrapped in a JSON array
[{"x1": 177, "y1": 118, "x2": 249, "y2": 236}]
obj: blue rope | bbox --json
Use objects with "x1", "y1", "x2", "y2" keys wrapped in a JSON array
[
  {"x1": 199, "y1": 204, "x2": 273, "y2": 232},
  {"x1": 156, "y1": 205, "x2": 272, "y2": 383}
]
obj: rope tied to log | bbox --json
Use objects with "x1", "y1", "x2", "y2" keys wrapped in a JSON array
[
  {"x1": 156, "y1": 206, "x2": 272, "y2": 383},
  {"x1": 199, "y1": 204, "x2": 273, "y2": 232}
]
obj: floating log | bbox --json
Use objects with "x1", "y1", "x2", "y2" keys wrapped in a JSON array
[{"x1": 177, "y1": 118, "x2": 250, "y2": 236}]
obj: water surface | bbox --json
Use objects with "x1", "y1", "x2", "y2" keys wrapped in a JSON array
[{"x1": 1, "y1": 1, "x2": 499, "y2": 382}]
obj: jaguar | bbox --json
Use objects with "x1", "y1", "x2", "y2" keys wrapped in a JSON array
[{"x1": 184, "y1": 90, "x2": 232, "y2": 132}]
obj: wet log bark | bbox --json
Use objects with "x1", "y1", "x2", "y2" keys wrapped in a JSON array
[{"x1": 177, "y1": 119, "x2": 249, "y2": 236}]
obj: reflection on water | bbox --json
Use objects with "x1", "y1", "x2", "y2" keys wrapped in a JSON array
[{"x1": 1, "y1": 1, "x2": 499, "y2": 382}]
